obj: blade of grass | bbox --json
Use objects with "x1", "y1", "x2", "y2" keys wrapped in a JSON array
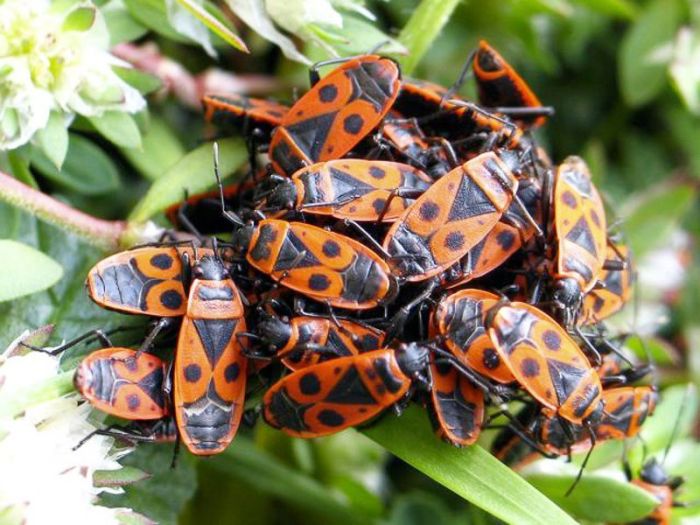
[
  {"x1": 175, "y1": 0, "x2": 248, "y2": 52},
  {"x1": 362, "y1": 406, "x2": 576, "y2": 525},
  {"x1": 396, "y1": 0, "x2": 460, "y2": 75}
]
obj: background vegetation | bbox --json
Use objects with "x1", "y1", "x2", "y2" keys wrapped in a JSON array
[{"x1": 1, "y1": 0, "x2": 699, "y2": 523}]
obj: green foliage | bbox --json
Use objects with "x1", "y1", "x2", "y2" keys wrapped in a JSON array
[
  {"x1": 0, "y1": 240, "x2": 63, "y2": 302},
  {"x1": 30, "y1": 134, "x2": 121, "y2": 195},
  {"x1": 526, "y1": 472, "x2": 658, "y2": 522},
  {"x1": 100, "y1": 445, "x2": 198, "y2": 523},
  {"x1": 364, "y1": 407, "x2": 576, "y2": 525},
  {"x1": 2, "y1": 0, "x2": 700, "y2": 524},
  {"x1": 128, "y1": 138, "x2": 247, "y2": 221},
  {"x1": 619, "y1": 0, "x2": 681, "y2": 107}
]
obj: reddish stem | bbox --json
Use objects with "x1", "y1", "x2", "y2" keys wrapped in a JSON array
[
  {"x1": 0, "y1": 170, "x2": 127, "y2": 251},
  {"x1": 112, "y1": 42, "x2": 281, "y2": 109}
]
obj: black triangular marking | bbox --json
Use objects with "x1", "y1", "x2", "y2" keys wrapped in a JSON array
[
  {"x1": 272, "y1": 229, "x2": 321, "y2": 272},
  {"x1": 547, "y1": 359, "x2": 587, "y2": 405},
  {"x1": 193, "y1": 319, "x2": 235, "y2": 368},
  {"x1": 324, "y1": 366, "x2": 376, "y2": 404},
  {"x1": 286, "y1": 112, "x2": 337, "y2": 161},
  {"x1": 447, "y1": 176, "x2": 497, "y2": 222},
  {"x1": 565, "y1": 217, "x2": 598, "y2": 258},
  {"x1": 328, "y1": 167, "x2": 373, "y2": 198},
  {"x1": 137, "y1": 367, "x2": 165, "y2": 408},
  {"x1": 326, "y1": 328, "x2": 354, "y2": 357}
]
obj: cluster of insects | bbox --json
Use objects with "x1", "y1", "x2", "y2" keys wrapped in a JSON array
[{"x1": 35, "y1": 40, "x2": 683, "y2": 519}]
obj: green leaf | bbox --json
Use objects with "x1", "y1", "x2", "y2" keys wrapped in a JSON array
[
  {"x1": 363, "y1": 406, "x2": 575, "y2": 525},
  {"x1": 205, "y1": 437, "x2": 366, "y2": 525},
  {"x1": 100, "y1": 444, "x2": 198, "y2": 524},
  {"x1": 669, "y1": 28, "x2": 700, "y2": 114},
  {"x1": 618, "y1": 0, "x2": 681, "y2": 107},
  {"x1": 128, "y1": 138, "x2": 247, "y2": 222},
  {"x1": 124, "y1": 0, "x2": 190, "y2": 42},
  {"x1": 115, "y1": 510, "x2": 154, "y2": 525},
  {"x1": 94, "y1": 466, "x2": 151, "y2": 488},
  {"x1": 0, "y1": 240, "x2": 63, "y2": 302},
  {"x1": 30, "y1": 134, "x2": 121, "y2": 195},
  {"x1": 120, "y1": 116, "x2": 185, "y2": 180},
  {"x1": 114, "y1": 67, "x2": 162, "y2": 96},
  {"x1": 225, "y1": 0, "x2": 311, "y2": 64},
  {"x1": 624, "y1": 335, "x2": 679, "y2": 365},
  {"x1": 620, "y1": 182, "x2": 696, "y2": 258},
  {"x1": 664, "y1": 104, "x2": 700, "y2": 179},
  {"x1": 572, "y1": 0, "x2": 637, "y2": 19},
  {"x1": 33, "y1": 112, "x2": 69, "y2": 170},
  {"x1": 326, "y1": 16, "x2": 407, "y2": 57},
  {"x1": 0, "y1": 220, "x2": 141, "y2": 350},
  {"x1": 103, "y1": 0, "x2": 149, "y2": 45},
  {"x1": 175, "y1": 0, "x2": 248, "y2": 52},
  {"x1": 387, "y1": 492, "x2": 456, "y2": 525},
  {"x1": 525, "y1": 471, "x2": 658, "y2": 522},
  {"x1": 62, "y1": 6, "x2": 96, "y2": 31},
  {"x1": 4, "y1": 325, "x2": 55, "y2": 355},
  {"x1": 397, "y1": 0, "x2": 460, "y2": 75},
  {"x1": 88, "y1": 112, "x2": 142, "y2": 150}
]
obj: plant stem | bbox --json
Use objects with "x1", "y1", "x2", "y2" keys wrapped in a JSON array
[
  {"x1": 397, "y1": 0, "x2": 460, "y2": 75},
  {"x1": 0, "y1": 170, "x2": 127, "y2": 251}
]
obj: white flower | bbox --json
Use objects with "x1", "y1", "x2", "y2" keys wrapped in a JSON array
[
  {"x1": 0, "y1": 332, "x2": 137, "y2": 525},
  {"x1": 0, "y1": 0, "x2": 146, "y2": 150}
]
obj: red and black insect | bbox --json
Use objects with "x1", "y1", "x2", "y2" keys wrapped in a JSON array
[
  {"x1": 491, "y1": 386, "x2": 658, "y2": 467},
  {"x1": 262, "y1": 345, "x2": 429, "y2": 438},
  {"x1": 202, "y1": 93, "x2": 289, "y2": 139},
  {"x1": 261, "y1": 159, "x2": 432, "y2": 222},
  {"x1": 253, "y1": 311, "x2": 385, "y2": 370},
  {"x1": 86, "y1": 245, "x2": 197, "y2": 318},
  {"x1": 440, "y1": 174, "x2": 542, "y2": 288},
  {"x1": 472, "y1": 40, "x2": 549, "y2": 128},
  {"x1": 263, "y1": 342, "x2": 485, "y2": 444},
  {"x1": 173, "y1": 253, "x2": 248, "y2": 455},
  {"x1": 73, "y1": 347, "x2": 178, "y2": 448},
  {"x1": 548, "y1": 156, "x2": 609, "y2": 324},
  {"x1": 382, "y1": 150, "x2": 521, "y2": 282},
  {"x1": 75, "y1": 347, "x2": 169, "y2": 421},
  {"x1": 393, "y1": 79, "x2": 525, "y2": 150},
  {"x1": 232, "y1": 218, "x2": 397, "y2": 310},
  {"x1": 379, "y1": 113, "x2": 452, "y2": 179},
  {"x1": 486, "y1": 300, "x2": 604, "y2": 427},
  {"x1": 427, "y1": 355, "x2": 485, "y2": 446},
  {"x1": 268, "y1": 55, "x2": 401, "y2": 176},
  {"x1": 579, "y1": 243, "x2": 633, "y2": 326},
  {"x1": 430, "y1": 289, "x2": 515, "y2": 384}
]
